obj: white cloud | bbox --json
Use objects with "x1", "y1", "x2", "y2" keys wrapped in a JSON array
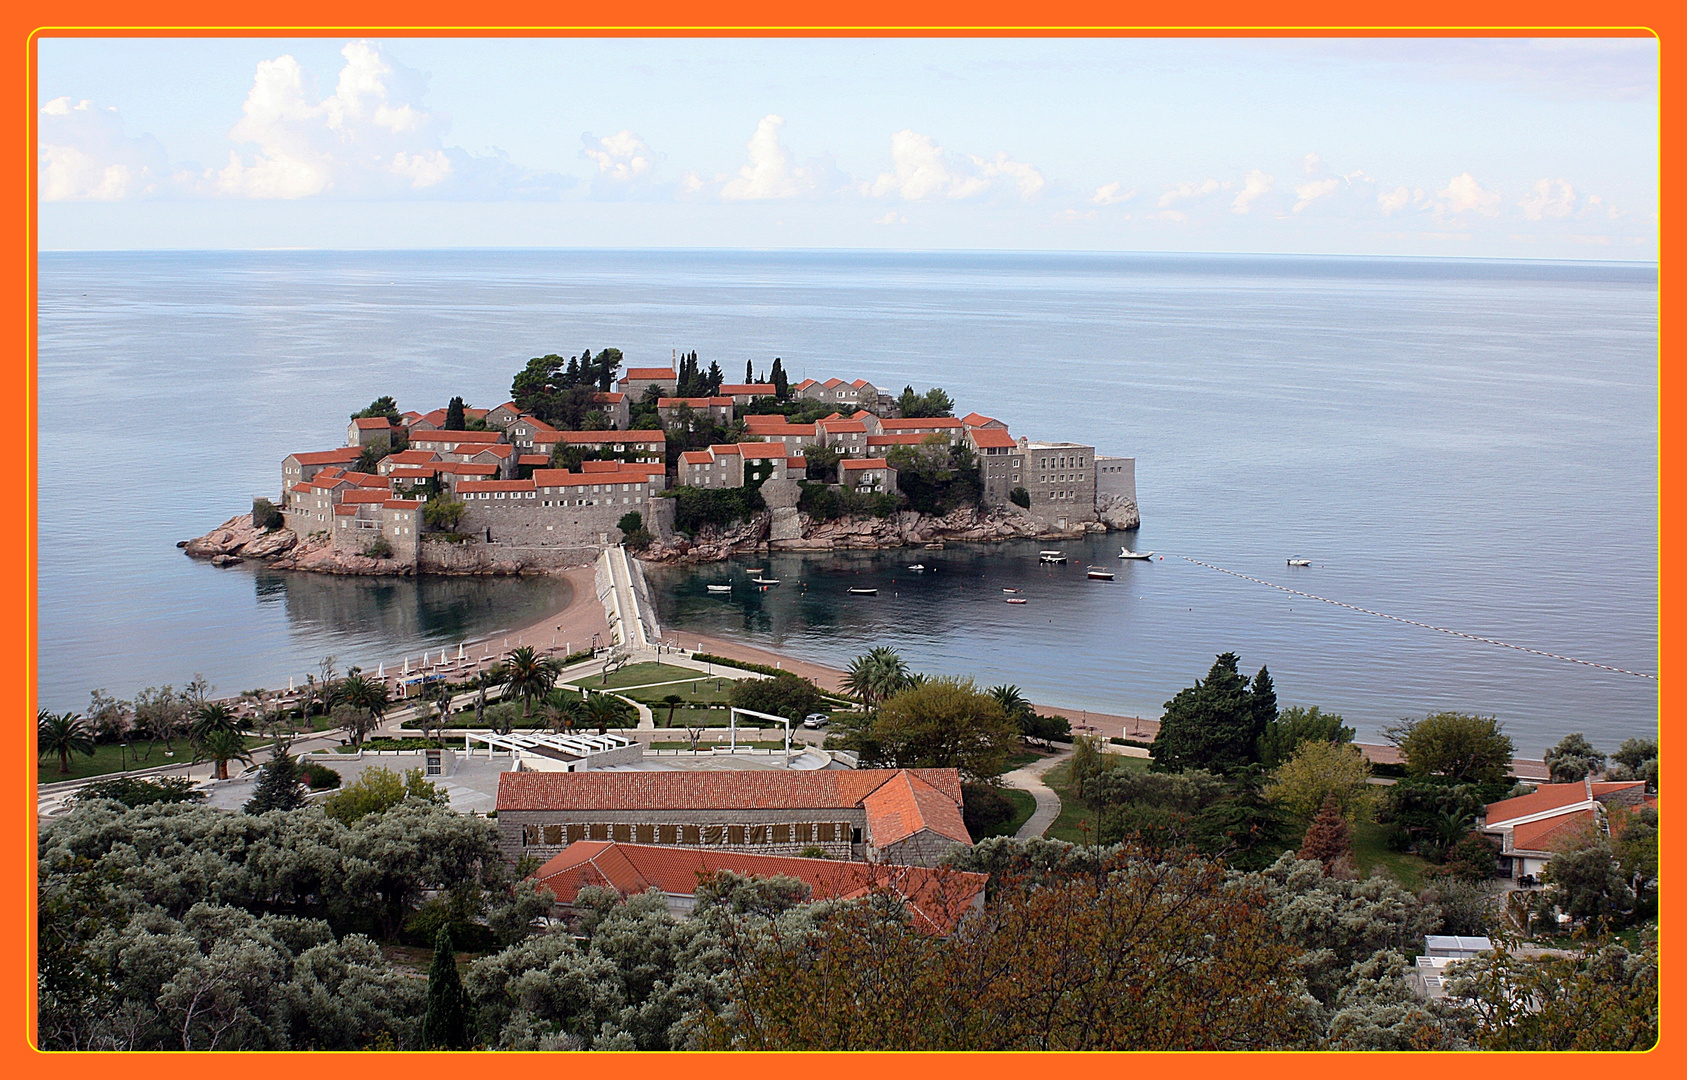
[
  {"x1": 1303, "y1": 152, "x2": 1323, "y2": 175},
  {"x1": 720, "y1": 115, "x2": 805, "y2": 200},
  {"x1": 873, "y1": 211, "x2": 906, "y2": 225},
  {"x1": 1293, "y1": 176, "x2": 1342, "y2": 212},
  {"x1": 1231, "y1": 169, "x2": 1273, "y2": 213},
  {"x1": 1378, "y1": 187, "x2": 1411, "y2": 215},
  {"x1": 1157, "y1": 178, "x2": 1219, "y2": 208},
  {"x1": 582, "y1": 130, "x2": 655, "y2": 182},
  {"x1": 38, "y1": 97, "x2": 171, "y2": 201},
  {"x1": 1518, "y1": 178, "x2": 1575, "y2": 220},
  {"x1": 867, "y1": 130, "x2": 1042, "y2": 201},
  {"x1": 1091, "y1": 182, "x2": 1135, "y2": 206},
  {"x1": 1436, "y1": 172, "x2": 1501, "y2": 216}
]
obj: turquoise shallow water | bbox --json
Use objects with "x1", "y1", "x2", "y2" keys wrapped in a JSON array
[{"x1": 37, "y1": 250, "x2": 1656, "y2": 754}]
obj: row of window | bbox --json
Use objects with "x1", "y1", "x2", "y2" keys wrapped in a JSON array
[
  {"x1": 1039, "y1": 473, "x2": 1086, "y2": 484},
  {"x1": 522, "y1": 820, "x2": 860, "y2": 847}
]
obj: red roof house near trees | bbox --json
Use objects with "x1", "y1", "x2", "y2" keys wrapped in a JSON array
[
  {"x1": 496, "y1": 768, "x2": 972, "y2": 867},
  {"x1": 530, "y1": 842, "x2": 987, "y2": 934},
  {"x1": 1477, "y1": 777, "x2": 1654, "y2": 879}
]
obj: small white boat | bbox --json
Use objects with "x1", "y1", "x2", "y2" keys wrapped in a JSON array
[
  {"x1": 907, "y1": 563, "x2": 927, "y2": 572},
  {"x1": 1002, "y1": 587, "x2": 1022, "y2": 594},
  {"x1": 1086, "y1": 567, "x2": 1115, "y2": 580},
  {"x1": 706, "y1": 584, "x2": 732, "y2": 593},
  {"x1": 1039, "y1": 551, "x2": 1067, "y2": 564},
  {"x1": 743, "y1": 567, "x2": 765, "y2": 575},
  {"x1": 751, "y1": 577, "x2": 780, "y2": 585},
  {"x1": 1287, "y1": 558, "x2": 1312, "y2": 567},
  {"x1": 848, "y1": 587, "x2": 878, "y2": 596},
  {"x1": 924, "y1": 541, "x2": 945, "y2": 550},
  {"x1": 1005, "y1": 597, "x2": 1028, "y2": 605},
  {"x1": 1119, "y1": 548, "x2": 1155, "y2": 560}
]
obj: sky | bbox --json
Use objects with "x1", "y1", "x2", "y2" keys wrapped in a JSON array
[{"x1": 36, "y1": 36, "x2": 1658, "y2": 259}]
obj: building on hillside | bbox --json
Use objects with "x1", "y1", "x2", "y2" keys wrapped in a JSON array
[
  {"x1": 1478, "y1": 778, "x2": 1654, "y2": 880},
  {"x1": 407, "y1": 429, "x2": 507, "y2": 456},
  {"x1": 717, "y1": 383, "x2": 777, "y2": 405},
  {"x1": 795, "y1": 377, "x2": 880, "y2": 411},
  {"x1": 406, "y1": 405, "x2": 489, "y2": 432},
  {"x1": 679, "y1": 443, "x2": 742, "y2": 488},
  {"x1": 1020, "y1": 438, "x2": 1097, "y2": 527},
  {"x1": 455, "y1": 465, "x2": 661, "y2": 547},
  {"x1": 840, "y1": 457, "x2": 897, "y2": 494},
  {"x1": 966, "y1": 427, "x2": 1024, "y2": 505},
  {"x1": 496, "y1": 767, "x2": 972, "y2": 866},
  {"x1": 282, "y1": 447, "x2": 364, "y2": 493},
  {"x1": 531, "y1": 842, "x2": 987, "y2": 933},
  {"x1": 878, "y1": 417, "x2": 965, "y2": 444},
  {"x1": 1411, "y1": 937, "x2": 1497, "y2": 1000},
  {"x1": 616, "y1": 366, "x2": 678, "y2": 400},
  {"x1": 330, "y1": 493, "x2": 422, "y2": 559},
  {"x1": 485, "y1": 401, "x2": 523, "y2": 428},
  {"x1": 431, "y1": 462, "x2": 501, "y2": 494},
  {"x1": 538, "y1": 430, "x2": 666, "y2": 465},
  {"x1": 377, "y1": 449, "x2": 441, "y2": 475},
  {"x1": 508, "y1": 416, "x2": 559, "y2": 452},
  {"x1": 657, "y1": 396, "x2": 735, "y2": 427},
  {"x1": 1095, "y1": 455, "x2": 1138, "y2": 507},
  {"x1": 347, "y1": 416, "x2": 399, "y2": 449},
  {"x1": 742, "y1": 415, "x2": 817, "y2": 453},
  {"x1": 960, "y1": 412, "x2": 1007, "y2": 431},
  {"x1": 815, "y1": 415, "x2": 869, "y2": 456},
  {"x1": 591, "y1": 391, "x2": 630, "y2": 430}
]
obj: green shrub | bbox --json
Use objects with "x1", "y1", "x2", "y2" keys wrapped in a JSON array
[
  {"x1": 298, "y1": 760, "x2": 342, "y2": 790},
  {"x1": 363, "y1": 536, "x2": 395, "y2": 559},
  {"x1": 252, "y1": 497, "x2": 284, "y2": 531},
  {"x1": 961, "y1": 782, "x2": 1016, "y2": 837},
  {"x1": 670, "y1": 485, "x2": 765, "y2": 532},
  {"x1": 73, "y1": 775, "x2": 205, "y2": 807},
  {"x1": 1009, "y1": 486, "x2": 1031, "y2": 509},
  {"x1": 797, "y1": 482, "x2": 899, "y2": 522}
]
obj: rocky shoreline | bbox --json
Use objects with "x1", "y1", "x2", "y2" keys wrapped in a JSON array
[{"x1": 184, "y1": 492, "x2": 1141, "y2": 576}]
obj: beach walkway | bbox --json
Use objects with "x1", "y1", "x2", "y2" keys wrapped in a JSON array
[{"x1": 1001, "y1": 749, "x2": 1070, "y2": 840}]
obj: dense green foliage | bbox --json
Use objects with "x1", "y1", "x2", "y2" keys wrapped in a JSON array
[
  {"x1": 322, "y1": 766, "x2": 446, "y2": 825},
  {"x1": 511, "y1": 349, "x2": 622, "y2": 428},
  {"x1": 848, "y1": 677, "x2": 1018, "y2": 781},
  {"x1": 796, "y1": 480, "x2": 898, "y2": 521},
  {"x1": 1374, "y1": 775, "x2": 1511, "y2": 862},
  {"x1": 895, "y1": 385, "x2": 955, "y2": 418},
  {"x1": 1385, "y1": 711, "x2": 1516, "y2": 785},
  {"x1": 884, "y1": 440, "x2": 982, "y2": 515},
  {"x1": 1148, "y1": 653, "x2": 1276, "y2": 774},
  {"x1": 251, "y1": 497, "x2": 284, "y2": 531},
  {"x1": 72, "y1": 775, "x2": 205, "y2": 808},
  {"x1": 1257, "y1": 704, "x2": 1353, "y2": 768},
  {"x1": 617, "y1": 510, "x2": 653, "y2": 550},
  {"x1": 423, "y1": 927, "x2": 472, "y2": 1049},
  {"x1": 1544, "y1": 732, "x2": 1606, "y2": 783},
  {"x1": 668, "y1": 484, "x2": 765, "y2": 533},
  {"x1": 243, "y1": 745, "x2": 308, "y2": 814},
  {"x1": 350, "y1": 396, "x2": 402, "y2": 423},
  {"x1": 727, "y1": 672, "x2": 825, "y2": 723},
  {"x1": 1008, "y1": 486, "x2": 1030, "y2": 508}
]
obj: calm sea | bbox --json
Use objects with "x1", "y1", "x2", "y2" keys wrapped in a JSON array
[{"x1": 36, "y1": 250, "x2": 1657, "y2": 754}]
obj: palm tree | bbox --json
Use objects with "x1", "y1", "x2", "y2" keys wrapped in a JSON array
[
  {"x1": 339, "y1": 674, "x2": 389, "y2": 748},
  {"x1": 989, "y1": 684, "x2": 1035, "y2": 733},
  {"x1": 585, "y1": 692, "x2": 635, "y2": 734},
  {"x1": 195, "y1": 727, "x2": 252, "y2": 780},
  {"x1": 38, "y1": 710, "x2": 95, "y2": 775},
  {"x1": 502, "y1": 646, "x2": 564, "y2": 720},
  {"x1": 659, "y1": 693, "x2": 686, "y2": 728},
  {"x1": 544, "y1": 696, "x2": 585, "y2": 736},
  {"x1": 843, "y1": 646, "x2": 914, "y2": 706},
  {"x1": 190, "y1": 701, "x2": 240, "y2": 744}
]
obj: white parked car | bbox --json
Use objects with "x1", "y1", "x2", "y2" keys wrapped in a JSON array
[{"x1": 802, "y1": 713, "x2": 830, "y2": 728}]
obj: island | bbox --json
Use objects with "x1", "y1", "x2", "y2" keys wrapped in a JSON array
[{"x1": 184, "y1": 349, "x2": 1139, "y2": 575}]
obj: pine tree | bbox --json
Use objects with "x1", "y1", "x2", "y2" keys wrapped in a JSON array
[
  {"x1": 1297, "y1": 793, "x2": 1352, "y2": 871},
  {"x1": 445, "y1": 396, "x2": 466, "y2": 431},
  {"x1": 772, "y1": 357, "x2": 788, "y2": 400},
  {"x1": 1249, "y1": 666, "x2": 1277, "y2": 757},
  {"x1": 242, "y1": 743, "x2": 307, "y2": 814},
  {"x1": 421, "y1": 926, "x2": 471, "y2": 1050},
  {"x1": 745, "y1": 359, "x2": 754, "y2": 384},
  {"x1": 706, "y1": 360, "x2": 724, "y2": 395},
  {"x1": 565, "y1": 355, "x2": 580, "y2": 385}
]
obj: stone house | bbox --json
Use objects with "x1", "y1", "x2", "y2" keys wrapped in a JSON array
[
  {"x1": 966, "y1": 426, "x2": 1024, "y2": 506},
  {"x1": 717, "y1": 382, "x2": 777, "y2": 405},
  {"x1": 508, "y1": 415, "x2": 559, "y2": 452},
  {"x1": 530, "y1": 842, "x2": 986, "y2": 933},
  {"x1": 960, "y1": 412, "x2": 1007, "y2": 431},
  {"x1": 657, "y1": 396, "x2": 735, "y2": 428},
  {"x1": 484, "y1": 401, "x2": 523, "y2": 429},
  {"x1": 281, "y1": 447, "x2": 363, "y2": 493},
  {"x1": 616, "y1": 366, "x2": 678, "y2": 400},
  {"x1": 455, "y1": 465, "x2": 660, "y2": 547},
  {"x1": 878, "y1": 417, "x2": 965, "y2": 444},
  {"x1": 463, "y1": 442, "x2": 518, "y2": 479},
  {"x1": 796, "y1": 377, "x2": 879, "y2": 411},
  {"x1": 679, "y1": 444, "x2": 742, "y2": 488},
  {"x1": 1478, "y1": 778, "x2": 1655, "y2": 880},
  {"x1": 347, "y1": 416, "x2": 398, "y2": 449},
  {"x1": 408, "y1": 429, "x2": 507, "y2": 456},
  {"x1": 840, "y1": 457, "x2": 898, "y2": 494},
  {"x1": 815, "y1": 416, "x2": 869, "y2": 456},
  {"x1": 495, "y1": 768, "x2": 972, "y2": 867},
  {"x1": 431, "y1": 461, "x2": 501, "y2": 494},
  {"x1": 742, "y1": 415, "x2": 816, "y2": 454},
  {"x1": 405, "y1": 405, "x2": 488, "y2": 432},
  {"x1": 376, "y1": 449, "x2": 441, "y2": 476},
  {"x1": 1020, "y1": 438, "x2": 1098, "y2": 527},
  {"x1": 541, "y1": 430, "x2": 667, "y2": 465},
  {"x1": 591, "y1": 391, "x2": 631, "y2": 430}
]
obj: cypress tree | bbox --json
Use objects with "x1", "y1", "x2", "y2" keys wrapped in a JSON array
[
  {"x1": 444, "y1": 396, "x2": 466, "y2": 431},
  {"x1": 1249, "y1": 666, "x2": 1277, "y2": 763},
  {"x1": 565, "y1": 355, "x2": 580, "y2": 385},
  {"x1": 745, "y1": 359, "x2": 754, "y2": 384},
  {"x1": 706, "y1": 360, "x2": 724, "y2": 395},
  {"x1": 243, "y1": 743, "x2": 307, "y2": 814},
  {"x1": 772, "y1": 358, "x2": 788, "y2": 400},
  {"x1": 421, "y1": 926, "x2": 471, "y2": 1050}
]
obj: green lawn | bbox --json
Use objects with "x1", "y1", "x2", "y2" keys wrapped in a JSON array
[
  {"x1": 39, "y1": 740, "x2": 275, "y2": 785},
  {"x1": 976, "y1": 788, "x2": 1038, "y2": 840},
  {"x1": 649, "y1": 740, "x2": 788, "y2": 751},
  {"x1": 1350, "y1": 818, "x2": 1433, "y2": 887},
  {"x1": 583, "y1": 662, "x2": 736, "y2": 692}
]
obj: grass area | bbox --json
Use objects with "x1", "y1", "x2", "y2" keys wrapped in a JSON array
[
  {"x1": 1350, "y1": 818, "x2": 1433, "y2": 887},
  {"x1": 39, "y1": 740, "x2": 278, "y2": 785},
  {"x1": 583, "y1": 662, "x2": 736, "y2": 691},
  {"x1": 649, "y1": 740, "x2": 788, "y2": 750},
  {"x1": 976, "y1": 788, "x2": 1038, "y2": 840},
  {"x1": 1038, "y1": 757, "x2": 1152, "y2": 844}
]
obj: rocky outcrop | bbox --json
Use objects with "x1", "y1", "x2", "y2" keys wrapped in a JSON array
[
  {"x1": 182, "y1": 515, "x2": 297, "y2": 560},
  {"x1": 1097, "y1": 492, "x2": 1141, "y2": 531},
  {"x1": 639, "y1": 504, "x2": 1108, "y2": 565}
]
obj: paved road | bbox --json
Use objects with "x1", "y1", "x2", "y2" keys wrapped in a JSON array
[{"x1": 1000, "y1": 749, "x2": 1071, "y2": 840}]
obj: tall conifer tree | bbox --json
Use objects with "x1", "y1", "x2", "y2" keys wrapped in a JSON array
[{"x1": 422, "y1": 926, "x2": 470, "y2": 1049}]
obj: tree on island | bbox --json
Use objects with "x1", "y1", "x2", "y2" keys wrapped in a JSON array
[
  {"x1": 1148, "y1": 653, "x2": 1277, "y2": 774},
  {"x1": 423, "y1": 494, "x2": 467, "y2": 533},
  {"x1": 445, "y1": 396, "x2": 466, "y2": 430},
  {"x1": 896, "y1": 385, "x2": 955, "y2": 419},
  {"x1": 859, "y1": 677, "x2": 1017, "y2": 782},
  {"x1": 1257, "y1": 704, "x2": 1353, "y2": 769},
  {"x1": 501, "y1": 646, "x2": 563, "y2": 720},
  {"x1": 422, "y1": 926, "x2": 472, "y2": 1050},
  {"x1": 1384, "y1": 712, "x2": 1515, "y2": 786},
  {"x1": 1296, "y1": 793, "x2": 1354, "y2": 873},
  {"x1": 351, "y1": 396, "x2": 402, "y2": 423}
]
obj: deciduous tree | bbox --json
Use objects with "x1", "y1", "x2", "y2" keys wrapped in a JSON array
[{"x1": 1385, "y1": 711, "x2": 1514, "y2": 785}]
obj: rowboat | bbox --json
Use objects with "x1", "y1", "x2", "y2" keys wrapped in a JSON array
[
  {"x1": 848, "y1": 587, "x2": 878, "y2": 596},
  {"x1": 743, "y1": 568, "x2": 765, "y2": 575},
  {"x1": 751, "y1": 577, "x2": 780, "y2": 585},
  {"x1": 1005, "y1": 597, "x2": 1028, "y2": 605},
  {"x1": 1039, "y1": 551, "x2": 1067, "y2": 564},
  {"x1": 1086, "y1": 567, "x2": 1115, "y2": 580},
  {"x1": 1119, "y1": 548, "x2": 1154, "y2": 560},
  {"x1": 1287, "y1": 558, "x2": 1312, "y2": 567},
  {"x1": 907, "y1": 563, "x2": 927, "y2": 572},
  {"x1": 1002, "y1": 588, "x2": 1022, "y2": 594},
  {"x1": 706, "y1": 584, "x2": 732, "y2": 593}
]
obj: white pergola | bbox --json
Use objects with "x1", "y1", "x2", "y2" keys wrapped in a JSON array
[
  {"x1": 463, "y1": 730, "x2": 632, "y2": 761},
  {"x1": 728, "y1": 707, "x2": 794, "y2": 766}
]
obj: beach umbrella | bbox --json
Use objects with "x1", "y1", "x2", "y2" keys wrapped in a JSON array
[
  {"x1": 376, "y1": 661, "x2": 384, "y2": 679},
  {"x1": 402, "y1": 657, "x2": 409, "y2": 676},
  {"x1": 457, "y1": 643, "x2": 465, "y2": 661},
  {"x1": 288, "y1": 676, "x2": 294, "y2": 693}
]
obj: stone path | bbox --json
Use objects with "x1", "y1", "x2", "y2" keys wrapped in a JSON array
[{"x1": 1001, "y1": 749, "x2": 1071, "y2": 840}]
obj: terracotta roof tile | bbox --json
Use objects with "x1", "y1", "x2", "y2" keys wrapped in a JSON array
[
  {"x1": 382, "y1": 499, "x2": 422, "y2": 510},
  {"x1": 340, "y1": 489, "x2": 391, "y2": 504},
  {"x1": 409, "y1": 429, "x2": 505, "y2": 444},
  {"x1": 433, "y1": 463, "x2": 500, "y2": 476},
  {"x1": 960, "y1": 412, "x2": 1000, "y2": 427},
  {"x1": 881, "y1": 418, "x2": 965, "y2": 430},
  {"x1": 592, "y1": 391, "x2": 625, "y2": 403},
  {"x1": 352, "y1": 416, "x2": 395, "y2": 429},
  {"x1": 458, "y1": 479, "x2": 538, "y2": 493},
  {"x1": 498, "y1": 768, "x2": 963, "y2": 814},
  {"x1": 868, "y1": 433, "x2": 939, "y2": 446},
  {"x1": 623, "y1": 367, "x2": 678, "y2": 380},
  {"x1": 720, "y1": 383, "x2": 776, "y2": 395},
  {"x1": 518, "y1": 454, "x2": 550, "y2": 466},
  {"x1": 385, "y1": 450, "x2": 441, "y2": 465},
  {"x1": 969, "y1": 429, "x2": 1017, "y2": 449},
  {"x1": 841, "y1": 457, "x2": 890, "y2": 470},
  {"x1": 1510, "y1": 809, "x2": 1599, "y2": 853},
  {"x1": 287, "y1": 448, "x2": 363, "y2": 466},
  {"x1": 552, "y1": 430, "x2": 666, "y2": 445},
  {"x1": 1484, "y1": 783, "x2": 1598, "y2": 824},
  {"x1": 861, "y1": 771, "x2": 973, "y2": 848}
]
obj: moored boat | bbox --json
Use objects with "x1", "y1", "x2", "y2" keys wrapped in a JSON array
[
  {"x1": 1287, "y1": 558, "x2": 1312, "y2": 567},
  {"x1": 743, "y1": 568, "x2": 765, "y2": 575},
  {"x1": 848, "y1": 587, "x2": 878, "y2": 596},
  {"x1": 751, "y1": 577, "x2": 780, "y2": 585},
  {"x1": 1002, "y1": 588, "x2": 1022, "y2": 594},
  {"x1": 907, "y1": 563, "x2": 927, "y2": 572},
  {"x1": 706, "y1": 584, "x2": 732, "y2": 593},
  {"x1": 1005, "y1": 597, "x2": 1028, "y2": 604},
  {"x1": 1086, "y1": 567, "x2": 1115, "y2": 580},
  {"x1": 1039, "y1": 550, "x2": 1067, "y2": 564},
  {"x1": 1119, "y1": 548, "x2": 1154, "y2": 560}
]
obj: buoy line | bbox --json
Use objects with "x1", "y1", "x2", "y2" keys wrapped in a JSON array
[{"x1": 1171, "y1": 555, "x2": 1657, "y2": 681}]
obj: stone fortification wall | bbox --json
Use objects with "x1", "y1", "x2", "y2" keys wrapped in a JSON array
[
  {"x1": 498, "y1": 809, "x2": 861, "y2": 865},
  {"x1": 461, "y1": 497, "x2": 644, "y2": 549},
  {"x1": 417, "y1": 541, "x2": 591, "y2": 574}
]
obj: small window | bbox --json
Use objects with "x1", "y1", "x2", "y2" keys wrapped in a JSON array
[
  {"x1": 612, "y1": 823, "x2": 631, "y2": 843},
  {"x1": 542, "y1": 824, "x2": 564, "y2": 846},
  {"x1": 682, "y1": 825, "x2": 700, "y2": 845},
  {"x1": 589, "y1": 823, "x2": 608, "y2": 841}
]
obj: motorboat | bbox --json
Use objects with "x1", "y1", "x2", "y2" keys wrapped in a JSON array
[
  {"x1": 1119, "y1": 548, "x2": 1155, "y2": 560},
  {"x1": 848, "y1": 587, "x2": 878, "y2": 596},
  {"x1": 907, "y1": 563, "x2": 927, "y2": 572},
  {"x1": 1287, "y1": 558, "x2": 1312, "y2": 567},
  {"x1": 924, "y1": 541, "x2": 945, "y2": 550},
  {"x1": 1086, "y1": 567, "x2": 1115, "y2": 580},
  {"x1": 751, "y1": 577, "x2": 780, "y2": 585},
  {"x1": 1005, "y1": 597, "x2": 1028, "y2": 605},
  {"x1": 743, "y1": 568, "x2": 765, "y2": 575},
  {"x1": 706, "y1": 584, "x2": 732, "y2": 593},
  {"x1": 1039, "y1": 551, "x2": 1067, "y2": 564},
  {"x1": 1002, "y1": 588, "x2": 1022, "y2": 594}
]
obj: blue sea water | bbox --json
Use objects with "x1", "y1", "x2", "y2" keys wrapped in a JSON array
[{"x1": 35, "y1": 250, "x2": 1657, "y2": 754}]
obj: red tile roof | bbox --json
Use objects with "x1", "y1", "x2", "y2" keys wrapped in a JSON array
[
  {"x1": 818, "y1": 419, "x2": 867, "y2": 434},
  {"x1": 518, "y1": 454, "x2": 551, "y2": 466},
  {"x1": 623, "y1": 367, "x2": 678, "y2": 380},
  {"x1": 705, "y1": 443, "x2": 741, "y2": 455},
  {"x1": 531, "y1": 468, "x2": 656, "y2": 488},
  {"x1": 719, "y1": 383, "x2": 776, "y2": 395},
  {"x1": 580, "y1": 460, "x2": 626, "y2": 473},
  {"x1": 861, "y1": 770, "x2": 972, "y2": 847},
  {"x1": 287, "y1": 448, "x2": 362, "y2": 466},
  {"x1": 786, "y1": 457, "x2": 807, "y2": 469},
  {"x1": 531, "y1": 842, "x2": 985, "y2": 934},
  {"x1": 868, "y1": 433, "x2": 939, "y2": 447},
  {"x1": 851, "y1": 379, "x2": 875, "y2": 389},
  {"x1": 592, "y1": 391, "x2": 625, "y2": 403},
  {"x1": 882, "y1": 418, "x2": 965, "y2": 430},
  {"x1": 552, "y1": 430, "x2": 666, "y2": 445},
  {"x1": 382, "y1": 499, "x2": 422, "y2": 510},
  {"x1": 1484, "y1": 782, "x2": 1598, "y2": 824},
  {"x1": 1509, "y1": 810, "x2": 1599, "y2": 854},
  {"x1": 469, "y1": 444, "x2": 517, "y2": 459},
  {"x1": 793, "y1": 378, "x2": 818, "y2": 391},
  {"x1": 659, "y1": 396, "x2": 734, "y2": 408},
  {"x1": 960, "y1": 412, "x2": 1001, "y2": 427},
  {"x1": 841, "y1": 457, "x2": 890, "y2": 470},
  {"x1": 352, "y1": 416, "x2": 395, "y2": 430},
  {"x1": 385, "y1": 449, "x2": 441, "y2": 465},
  {"x1": 343, "y1": 472, "x2": 389, "y2": 488},
  {"x1": 498, "y1": 768, "x2": 963, "y2": 813},
  {"x1": 511, "y1": 416, "x2": 559, "y2": 435},
  {"x1": 680, "y1": 451, "x2": 712, "y2": 465},
  {"x1": 409, "y1": 429, "x2": 505, "y2": 444},
  {"x1": 969, "y1": 429, "x2": 1018, "y2": 449},
  {"x1": 340, "y1": 489, "x2": 391, "y2": 504},
  {"x1": 823, "y1": 377, "x2": 846, "y2": 388},
  {"x1": 290, "y1": 482, "x2": 312, "y2": 493},
  {"x1": 433, "y1": 463, "x2": 500, "y2": 476},
  {"x1": 738, "y1": 443, "x2": 792, "y2": 459},
  {"x1": 333, "y1": 505, "x2": 356, "y2": 516}
]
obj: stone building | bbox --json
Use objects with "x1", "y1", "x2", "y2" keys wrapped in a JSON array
[
  {"x1": 794, "y1": 377, "x2": 880, "y2": 412},
  {"x1": 347, "y1": 416, "x2": 398, "y2": 449},
  {"x1": 717, "y1": 382, "x2": 777, "y2": 405},
  {"x1": 496, "y1": 768, "x2": 972, "y2": 867},
  {"x1": 456, "y1": 464, "x2": 661, "y2": 547},
  {"x1": 591, "y1": 391, "x2": 630, "y2": 430},
  {"x1": 616, "y1": 366, "x2": 678, "y2": 400},
  {"x1": 281, "y1": 447, "x2": 362, "y2": 492},
  {"x1": 967, "y1": 426, "x2": 1024, "y2": 505},
  {"x1": 1020, "y1": 438, "x2": 1097, "y2": 527},
  {"x1": 657, "y1": 396, "x2": 735, "y2": 428},
  {"x1": 840, "y1": 457, "x2": 897, "y2": 494},
  {"x1": 815, "y1": 415, "x2": 869, "y2": 456},
  {"x1": 879, "y1": 417, "x2": 964, "y2": 443},
  {"x1": 408, "y1": 429, "x2": 507, "y2": 456}
]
